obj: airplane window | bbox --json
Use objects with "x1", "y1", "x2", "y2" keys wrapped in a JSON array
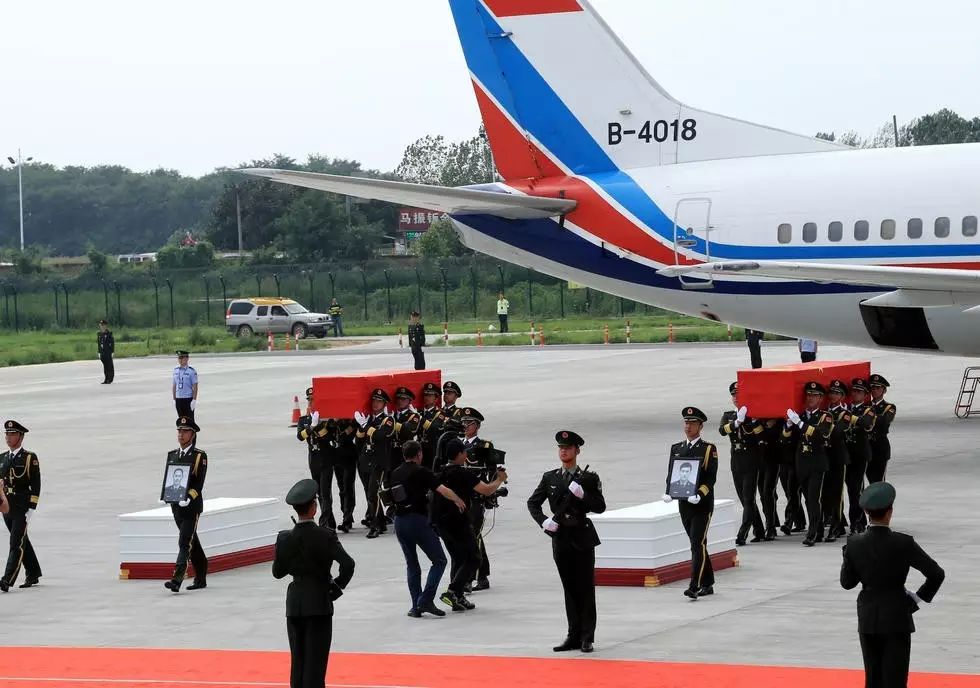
[
  {"x1": 777, "y1": 223, "x2": 792, "y2": 244},
  {"x1": 880, "y1": 219, "x2": 896, "y2": 240},
  {"x1": 935, "y1": 217, "x2": 950, "y2": 238},
  {"x1": 802, "y1": 222, "x2": 817, "y2": 243},
  {"x1": 828, "y1": 221, "x2": 843, "y2": 242},
  {"x1": 854, "y1": 220, "x2": 869, "y2": 241},
  {"x1": 964, "y1": 216, "x2": 978, "y2": 237},
  {"x1": 908, "y1": 218, "x2": 923, "y2": 239}
]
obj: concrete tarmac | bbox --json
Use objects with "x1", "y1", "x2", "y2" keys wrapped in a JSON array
[{"x1": 0, "y1": 341, "x2": 976, "y2": 674}]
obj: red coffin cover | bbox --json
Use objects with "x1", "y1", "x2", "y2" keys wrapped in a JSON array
[
  {"x1": 737, "y1": 361, "x2": 871, "y2": 419},
  {"x1": 311, "y1": 369, "x2": 442, "y2": 418}
]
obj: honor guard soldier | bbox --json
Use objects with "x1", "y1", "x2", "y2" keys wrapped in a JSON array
[
  {"x1": 172, "y1": 350, "x2": 199, "y2": 420},
  {"x1": 527, "y1": 431, "x2": 606, "y2": 653},
  {"x1": 391, "y1": 387, "x2": 422, "y2": 469},
  {"x1": 845, "y1": 378, "x2": 877, "y2": 534},
  {"x1": 163, "y1": 416, "x2": 209, "y2": 592},
  {"x1": 98, "y1": 319, "x2": 115, "y2": 384},
  {"x1": 442, "y1": 381, "x2": 464, "y2": 424},
  {"x1": 460, "y1": 407, "x2": 495, "y2": 591},
  {"x1": 758, "y1": 419, "x2": 783, "y2": 540},
  {"x1": 0, "y1": 420, "x2": 41, "y2": 592},
  {"x1": 297, "y1": 388, "x2": 337, "y2": 530},
  {"x1": 407, "y1": 311, "x2": 426, "y2": 370},
  {"x1": 332, "y1": 418, "x2": 359, "y2": 533},
  {"x1": 719, "y1": 383, "x2": 765, "y2": 545},
  {"x1": 274, "y1": 479, "x2": 355, "y2": 688},
  {"x1": 663, "y1": 408, "x2": 718, "y2": 599},
  {"x1": 783, "y1": 382, "x2": 834, "y2": 547},
  {"x1": 841, "y1": 482, "x2": 945, "y2": 688},
  {"x1": 823, "y1": 380, "x2": 852, "y2": 542},
  {"x1": 867, "y1": 374, "x2": 896, "y2": 484},
  {"x1": 418, "y1": 383, "x2": 448, "y2": 470},
  {"x1": 354, "y1": 389, "x2": 394, "y2": 539}
]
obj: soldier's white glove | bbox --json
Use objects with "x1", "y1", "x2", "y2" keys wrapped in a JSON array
[
  {"x1": 178, "y1": 498, "x2": 190, "y2": 508},
  {"x1": 687, "y1": 494, "x2": 702, "y2": 505},
  {"x1": 25, "y1": 510, "x2": 33, "y2": 524},
  {"x1": 905, "y1": 588, "x2": 924, "y2": 606},
  {"x1": 662, "y1": 494, "x2": 673, "y2": 503},
  {"x1": 353, "y1": 411, "x2": 368, "y2": 428},
  {"x1": 311, "y1": 411, "x2": 320, "y2": 426},
  {"x1": 190, "y1": 399, "x2": 197, "y2": 411},
  {"x1": 786, "y1": 409, "x2": 801, "y2": 427},
  {"x1": 736, "y1": 406, "x2": 748, "y2": 426},
  {"x1": 568, "y1": 481, "x2": 585, "y2": 499},
  {"x1": 542, "y1": 517, "x2": 559, "y2": 533},
  {"x1": 408, "y1": 404, "x2": 418, "y2": 414}
]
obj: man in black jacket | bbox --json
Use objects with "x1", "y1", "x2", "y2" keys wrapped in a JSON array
[
  {"x1": 841, "y1": 481, "x2": 944, "y2": 688},
  {"x1": 274, "y1": 478, "x2": 355, "y2": 688},
  {"x1": 98, "y1": 320, "x2": 115, "y2": 384},
  {"x1": 163, "y1": 416, "x2": 209, "y2": 592},
  {"x1": 527, "y1": 430, "x2": 606, "y2": 653}
]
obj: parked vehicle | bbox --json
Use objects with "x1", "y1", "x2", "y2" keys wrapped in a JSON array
[{"x1": 225, "y1": 297, "x2": 332, "y2": 339}]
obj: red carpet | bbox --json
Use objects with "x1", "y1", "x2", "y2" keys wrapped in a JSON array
[{"x1": 0, "y1": 647, "x2": 977, "y2": 687}]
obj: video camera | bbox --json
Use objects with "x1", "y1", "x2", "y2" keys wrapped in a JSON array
[{"x1": 466, "y1": 446, "x2": 508, "y2": 509}]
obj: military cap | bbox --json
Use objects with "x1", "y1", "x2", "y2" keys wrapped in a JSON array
[
  {"x1": 370, "y1": 388, "x2": 391, "y2": 403},
  {"x1": 728, "y1": 381, "x2": 738, "y2": 395},
  {"x1": 556, "y1": 430, "x2": 585, "y2": 447},
  {"x1": 828, "y1": 379, "x2": 848, "y2": 395},
  {"x1": 443, "y1": 381, "x2": 462, "y2": 396},
  {"x1": 176, "y1": 416, "x2": 200, "y2": 433},
  {"x1": 682, "y1": 407, "x2": 708, "y2": 423},
  {"x1": 175, "y1": 350, "x2": 190, "y2": 357},
  {"x1": 285, "y1": 478, "x2": 319, "y2": 506},
  {"x1": 869, "y1": 374, "x2": 890, "y2": 388},
  {"x1": 859, "y1": 481, "x2": 896, "y2": 511},
  {"x1": 805, "y1": 381, "x2": 826, "y2": 395},
  {"x1": 460, "y1": 407, "x2": 484, "y2": 422},
  {"x1": 99, "y1": 319, "x2": 108, "y2": 325},
  {"x1": 3, "y1": 420, "x2": 28, "y2": 434},
  {"x1": 421, "y1": 382, "x2": 441, "y2": 396},
  {"x1": 394, "y1": 386, "x2": 415, "y2": 400},
  {"x1": 851, "y1": 377, "x2": 870, "y2": 393},
  {"x1": 305, "y1": 386, "x2": 314, "y2": 398}
]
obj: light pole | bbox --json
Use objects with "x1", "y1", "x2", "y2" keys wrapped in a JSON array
[{"x1": 6, "y1": 149, "x2": 33, "y2": 251}]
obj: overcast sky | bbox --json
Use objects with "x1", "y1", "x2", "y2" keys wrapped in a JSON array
[{"x1": 2, "y1": 0, "x2": 978, "y2": 177}]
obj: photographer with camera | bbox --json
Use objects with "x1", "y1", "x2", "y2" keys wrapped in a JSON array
[
  {"x1": 460, "y1": 408, "x2": 499, "y2": 592},
  {"x1": 389, "y1": 440, "x2": 466, "y2": 618},
  {"x1": 435, "y1": 438, "x2": 507, "y2": 612}
]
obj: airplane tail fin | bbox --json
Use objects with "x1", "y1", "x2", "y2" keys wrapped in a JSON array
[{"x1": 448, "y1": 0, "x2": 844, "y2": 181}]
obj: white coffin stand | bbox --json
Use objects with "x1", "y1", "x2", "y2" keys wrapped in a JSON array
[
  {"x1": 592, "y1": 498, "x2": 739, "y2": 587},
  {"x1": 119, "y1": 497, "x2": 284, "y2": 580}
]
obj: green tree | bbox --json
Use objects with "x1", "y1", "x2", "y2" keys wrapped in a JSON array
[
  {"x1": 394, "y1": 126, "x2": 494, "y2": 187},
  {"x1": 909, "y1": 109, "x2": 980, "y2": 146},
  {"x1": 415, "y1": 218, "x2": 467, "y2": 258},
  {"x1": 157, "y1": 239, "x2": 215, "y2": 269},
  {"x1": 86, "y1": 244, "x2": 110, "y2": 277}
]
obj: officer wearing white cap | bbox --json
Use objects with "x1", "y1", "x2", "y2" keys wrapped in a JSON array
[
  {"x1": 163, "y1": 416, "x2": 209, "y2": 592},
  {"x1": 841, "y1": 482, "x2": 944, "y2": 688},
  {"x1": 274, "y1": 478, "x2": 355, "y2": 688},
  {"x1": 867, "y1": 374, "x2": 897, "y2": 483},
  {"x1": 783, "y1": 382, "x2": 834, "y2": 547},
  {"x1": 663, "y1": 407, "x2": 719, "y2": 599},
  {"x1": 1, "y1": 420, "x2": 41, "y2": 592}
]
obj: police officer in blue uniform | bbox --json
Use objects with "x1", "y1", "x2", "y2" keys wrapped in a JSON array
[{"x1": 172, "y1": 350, "x2": 199, "y2": 420}]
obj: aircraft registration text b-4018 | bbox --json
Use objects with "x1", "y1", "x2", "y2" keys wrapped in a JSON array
[{"x1": 607, "y1": 118, "x2": 698, "y2": 146}]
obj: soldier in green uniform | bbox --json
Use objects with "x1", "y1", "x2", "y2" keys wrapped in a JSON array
[
  {"x1": 391, "y1": 387, "x2": 422, "y2": 470},
  {"x1": 867, "y1": 374, "x2": 897, "y2": 484},
  {"x1": 442, "y1": 381, "x2": 463, "y2": 423},
  {"x1": 841, "y1": 482, "x2": 945, "y2": 688},
  {"x1": 782, "y1": 382, "x2": 835, "y2": 547},
  {"x1": 407, "y1": 311, "x2": 426, "y2": 370},
  {"x1": 164, "y1": 416, "x2": 209, "y2": 592},
  {"x1": 460, "y1": 407, "x2": 496, "y2": 591},
  {"x1": 719, "y1": 382, "x2": 765, "y2": 545},
  {"x1": 663, "y1": 407, "x2": 719, "y2": 599},
  {"x1": 296, "y1": 387, "x2": 338, "y2": 530},
  {"x1": 845, "y1": 378, "x2": 877, "y2": 534},
  {"x1": 527, "y1": 431, "x2": 606, "y2": 653},
  {"x1": 274, "y1": 478, "x2": 355, "y2": 688},
  {"x1": 823, "y1": 379, "x2": 852, "y2": 542},
  {"x1": 354, "y1": 389, "x2": 394, "y2": 539},
  {"x1": 758, "y1": 418, "x2": 783, "y2": 540},
  {"x1": 418, "y1": 382, "x2": 448, "y2": 470},
  {"x1": 0, "y1": 420, "x2": 41, "y2": 592}
]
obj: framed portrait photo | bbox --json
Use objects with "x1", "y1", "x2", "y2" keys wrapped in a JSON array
[
  {"x1": 161, "y1": 462, "x2": 192, "y2": 504},
  {"x1": 667, "y1": 456, "x2": 701, "y2": 500}
]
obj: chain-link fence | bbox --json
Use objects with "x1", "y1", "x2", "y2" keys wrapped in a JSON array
[{"x1": 0, "y1": 256, "x2": 657, "y2": 332}]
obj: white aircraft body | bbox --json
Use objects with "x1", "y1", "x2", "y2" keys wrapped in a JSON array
[{"x1": 243, "y1": 0, "x2": 980, "y2": 356}]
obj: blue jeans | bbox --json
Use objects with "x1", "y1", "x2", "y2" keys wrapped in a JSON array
[
  {"x1": 333, "y1": 316, "x2": 344, "y2": 337},
  {"x1": 394, "y1": 513, "x2": 447, "y2": 608}
]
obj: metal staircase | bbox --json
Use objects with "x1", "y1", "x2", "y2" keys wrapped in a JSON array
[{"x1": 954, "y1": 367, "x2": 980, "y2": 418}]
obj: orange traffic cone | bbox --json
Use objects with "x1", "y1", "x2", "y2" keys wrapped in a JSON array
[
  {"x1": 603, "y1": 324, "x2": 610, "y2": 345},
  {"x1": 267, "y1": 331, "x2": 274, "y2": 352},
  {"x1": 284, "y1": 333, "x2": 292, "y2": 351},
  {"x1": 477, "y1": 328, "x2": 483, "y2": 347},
  {"x1": 289, "y1": 395, "x2": 301, "y2": 427}
]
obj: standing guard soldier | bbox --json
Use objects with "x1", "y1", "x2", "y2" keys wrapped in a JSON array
[
  {"x1": 527, "y1": 431, "x2": 606, "y2": 653},
  {"x1": 783, "y1": 382, "x2": 834, "y2": 547},
  {"x1": 164, "y1": 416, "x2": 209, "y2": 592},
  {"x1": 391, "y1": 387, "x2": 422, "y2": 471},
  {"x1": 418, "y1": 383, "x2": 448, "y2": 470},
  {"x1": 274, "y1": 478, "x2": 355, "y2": 688},
  {"x1": 172, "y1": 350, "x2": 199, "y2": 420},
  {"x1": 460, "y1": 407, "x2": 495, "y2": 591},
  {"x1": 867, "y1": 374, "x2": 896, "y2": 484},
  {"x1": 719, "y1": 382, "x2": 765, "y2": 545},
  {"x1": 840, "y1": 482, "x2": 945, "y2": 688},
  {"x1": 0, "y1": 420, "x2": 41, "y2": 592},
  {"x1": 823, "y1": 380, "x2": 852, "y2": 543},
  {"x1": 407, "y1": 311, "x2": 426, "y2": 370},
  {"x1": 354, "y1": 389, "x2": 394, "y2": 539},
  {"x1": 98, "y1": 319, "x2": 115, "y2": 384},
  {"x1": 845, "y1": 378, "x2": 876, "y2": 534},
  {"x1": 662, "y1": 407, "x2": 718, "y2": 600},
  {"x1": 296, "y1": 387, "x2": 337, "y2": 530}
]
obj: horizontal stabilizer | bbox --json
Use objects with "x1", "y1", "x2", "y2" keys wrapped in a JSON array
[{"x1": 237, "y1": 169, "x2": 576, "y2": 219}]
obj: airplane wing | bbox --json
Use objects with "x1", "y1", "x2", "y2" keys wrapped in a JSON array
[
  {"x1": 237, "y1": 168, "x2": 576, "y2": 220},
  {"x1": 658, "y1": 261, "x2": 980, "y2": 311}
]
